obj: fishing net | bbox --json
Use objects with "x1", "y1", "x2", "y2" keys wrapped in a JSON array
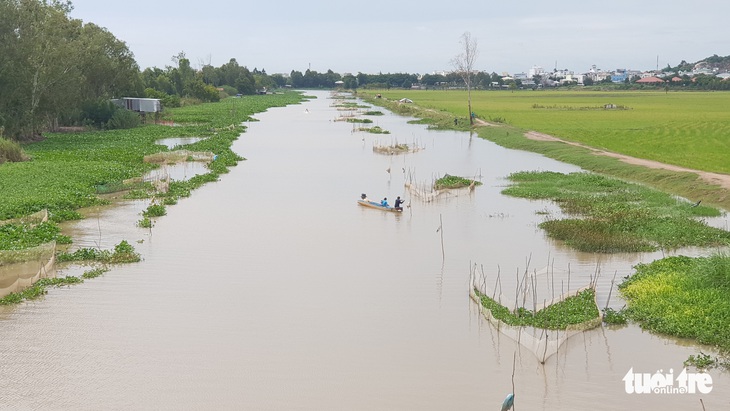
[
  {"x1": 404, "y1": 182, "x2": 472, "y2": 203},
  {"x1": 470, "y1": 264, "x2": 602, "y2": 363},
  {"x1": 0, "y1": 241, "x2": 56, "y2": 298},
  {"x1": 0, "y1": 210, "x2": 57, "y2": 298},
  {"x1": 0, "y1": 209, "x2": 48, "y2": 226},
  {"x1": 143, "y1": 150, "x2": 215, "y2": 164}
]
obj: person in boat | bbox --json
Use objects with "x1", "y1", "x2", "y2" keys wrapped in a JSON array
[
  {"x1": 361, "y1": 193, "x2": 369, "y2": 201},
  {"x1": 380, "y1": 197, "x2": 389, "y2": 207},
  {"x1": 394, "y1": 196, "x2": 404, "y2": 211}
]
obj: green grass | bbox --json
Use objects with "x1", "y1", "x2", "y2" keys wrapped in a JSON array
[
  {"x1": 502, "y1": 171, "x2": 730, "y2": 253},
  {"x1": 619, "y1": 255, "x2": 730, "y2": 352},
  {"x1": 363, "y1": 89, "x2": 730, "y2": 174},
  {"x1": 359, "y1": 89, "x2": 730, "y2": 211},
  {"x1": 0, "y1": 92, "x2": 306, "y2": 253},
  {"x1": 474, "y1": 288, "x2": 600, "y2": 330},
  {"x1": 0, "y1": 92, "x2": 305, "y2": 223}
]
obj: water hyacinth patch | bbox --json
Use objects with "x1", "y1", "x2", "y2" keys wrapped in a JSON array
[
  {"x1": 502, "y1": 171, "x2": 730, "y2": 253},
  {"x1": 474, "y1": 288, "x2": 600, "y2": 330},
  {"x1": 434, "y1": 174, "x2": 482, "y2": 190},
  {"x1": 619, "y1": 255, "x2": 730, "y2": 351},
  {"x1": 0, "y1": 222, "x2": 69, "y2": 251},
  {"x1": 0, "y1": 276, "x2": 83, "y2": 306},
  {"x1": 56, "y1": 240, "x2": 140, "y2": 264},
  {"x1": 1, "y1": 92, "x2": 306, "y2": 253}
]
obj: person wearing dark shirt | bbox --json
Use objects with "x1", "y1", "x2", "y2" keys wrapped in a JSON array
[{"x1": 394, "y1": 196, "x2": 404, "y2": 211}]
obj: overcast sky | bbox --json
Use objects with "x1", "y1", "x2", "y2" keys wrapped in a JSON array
[{"x1": 69, "y1": 0, "x2": 728, "y2": 75}]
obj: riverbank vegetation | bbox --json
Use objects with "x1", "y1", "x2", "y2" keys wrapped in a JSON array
[
  {"x1": 619, "y1": 255, "x2": 730, "y2": 368},
  {"x1": 359, "y1": 90, "x2": 730, "y2": 211},
  {"x1": 0, "y1": 93, "x2": 304, "y2": 222},
  {"x1": 0, "y1": 92, "x2": 306, "y2": 259},
  {"x1": 0, "y1": 1, "x2": 303, "y2": 142},
  {"x1": 0, "y1": 266, "x2": 110, "y2": 306},
  {"x1": 361, "y1": 90, "x2": 730, "y2": 173},
  {"x1": 360, "y1": 89, "x2": 730, "y2": 365},
  {"x1": 56, "y1": 240, "x2": 140, "y2": 264},
  {"x1": 502, "y1": 171, "x2": 730, "y2": 253}
]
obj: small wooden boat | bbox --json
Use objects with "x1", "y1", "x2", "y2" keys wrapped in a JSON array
[{"x1": 357, "y1": 200, "x2": 402, "y2": 213}]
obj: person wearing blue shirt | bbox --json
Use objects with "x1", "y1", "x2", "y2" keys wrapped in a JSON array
[{"x1": 380, "y1": 197, "x2": 389, "y2": 207}]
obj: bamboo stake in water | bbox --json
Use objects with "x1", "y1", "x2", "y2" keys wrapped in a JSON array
[
  {"x1": 438, "y1": 214, "x2": 444, "y2": 260},
  {"x1": 512, "y1": 351, "x2": 517, "y2": 411},
  {"x1": 605, "y1": 271, "x2": 618, "y2": 311}
]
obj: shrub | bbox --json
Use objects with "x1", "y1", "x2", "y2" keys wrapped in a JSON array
[
  {"x1": 106, "y1": 109, "x2": 141, "y2": 130},
  {"x1": 0, "y1": 138, "x2": 29, "y2": 163},
  {"x1": 81, "y1": 99, "x2": 118, "y2": 128}
]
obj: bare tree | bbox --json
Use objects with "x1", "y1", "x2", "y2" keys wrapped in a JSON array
[{"x1": 451, "y1": 32, "x2": 479, "y2": 125}]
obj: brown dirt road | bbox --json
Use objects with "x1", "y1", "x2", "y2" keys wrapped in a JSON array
[{"x1": 472, "y1": 118, "x2": 730, "y2": 190}]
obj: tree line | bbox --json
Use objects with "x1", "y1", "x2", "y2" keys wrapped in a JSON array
[
  {"x1": 3, "y1": 1, "x2": 727, "y2": 142},
  {"x1": 0, "y1": 1, "x2": 281, "y2": 140}
]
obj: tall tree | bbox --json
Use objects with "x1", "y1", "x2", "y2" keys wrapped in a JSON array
[
  {"x1": 451, "y1": 32, "x2": 479, "y2": 125},
  {"x1": 0, "y1": 0, "x2": 142, "y2": 138}
]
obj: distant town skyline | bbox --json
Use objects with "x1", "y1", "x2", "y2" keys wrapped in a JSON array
[{"x1": 69, "y1": 0, "x2": 728, "y2": 76}]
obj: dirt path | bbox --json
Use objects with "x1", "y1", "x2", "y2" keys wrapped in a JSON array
[{"x1": 472, "y1": 118, "x2": 730, "y2": 190}]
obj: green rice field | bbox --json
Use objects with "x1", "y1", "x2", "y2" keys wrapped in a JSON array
[{"x1": 367, "y1": 90, "x2": 730, "y2": 175}]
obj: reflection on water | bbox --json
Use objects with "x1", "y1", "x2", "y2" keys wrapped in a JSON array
[
  {"x1": 0, "y1": 91, "x2": 727, "y2": 410},
  {"x1": 142, "y1": 161, "x2": 209, "y2": 183},
  {"x1": 155, "y1": 136, "x2": 206, "y2": 149}
]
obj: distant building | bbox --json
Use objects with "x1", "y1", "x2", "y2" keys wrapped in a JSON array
[
  {"x1": 528, "y1": 66, "x2": 545, "y2": 77},
  {"x1": 112, "y1": 97, "x2": 161, "y2": 113},
  {"x1": 636, "y1": 76, "x2": 665, "y2": 84}
]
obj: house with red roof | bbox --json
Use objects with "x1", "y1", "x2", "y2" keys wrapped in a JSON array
[{"x1": 636, "y1": 76, "x2": 665, "y2": 84}]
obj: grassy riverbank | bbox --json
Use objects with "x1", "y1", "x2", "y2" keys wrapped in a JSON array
[
  {"x1": 358, "y1": 89, "x2": 730, "y2": 362},
  {"x1": 0, "y1": 92, "x2": 306, "y2": 252},
  {"x1": 1, "y1": 92, "x2": 305, "y2": 221},
  {"x1": 358, "y1": 89, "x2": 730, "y2": 212},
  {"x1": 361, "y1": 89, "x2": 730, "y2": 174}
]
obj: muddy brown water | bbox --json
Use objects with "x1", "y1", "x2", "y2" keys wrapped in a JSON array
[{"x1": 0, "y1": 91, "x2": 728, "y2": 410}]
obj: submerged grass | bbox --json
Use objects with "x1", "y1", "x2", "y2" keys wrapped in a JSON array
[
  {"x1": 502, "y1": 171, "x2": 730, "y2": 253},
  {"x1": 0, "y1": 276, "x2": 84, "y2": 305},
  {"x1": 474, "y1": 288, "x2": 600, "y2": 329},
  {"x1": 357, "y1": 126, "x2": 390, "y2": 134},
  {"x1": 0, "y1": 266, "x2": 111, "y2": 306},
  {"x1": 56, "y1": 240, "x2": 140, "y2": 264}
]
